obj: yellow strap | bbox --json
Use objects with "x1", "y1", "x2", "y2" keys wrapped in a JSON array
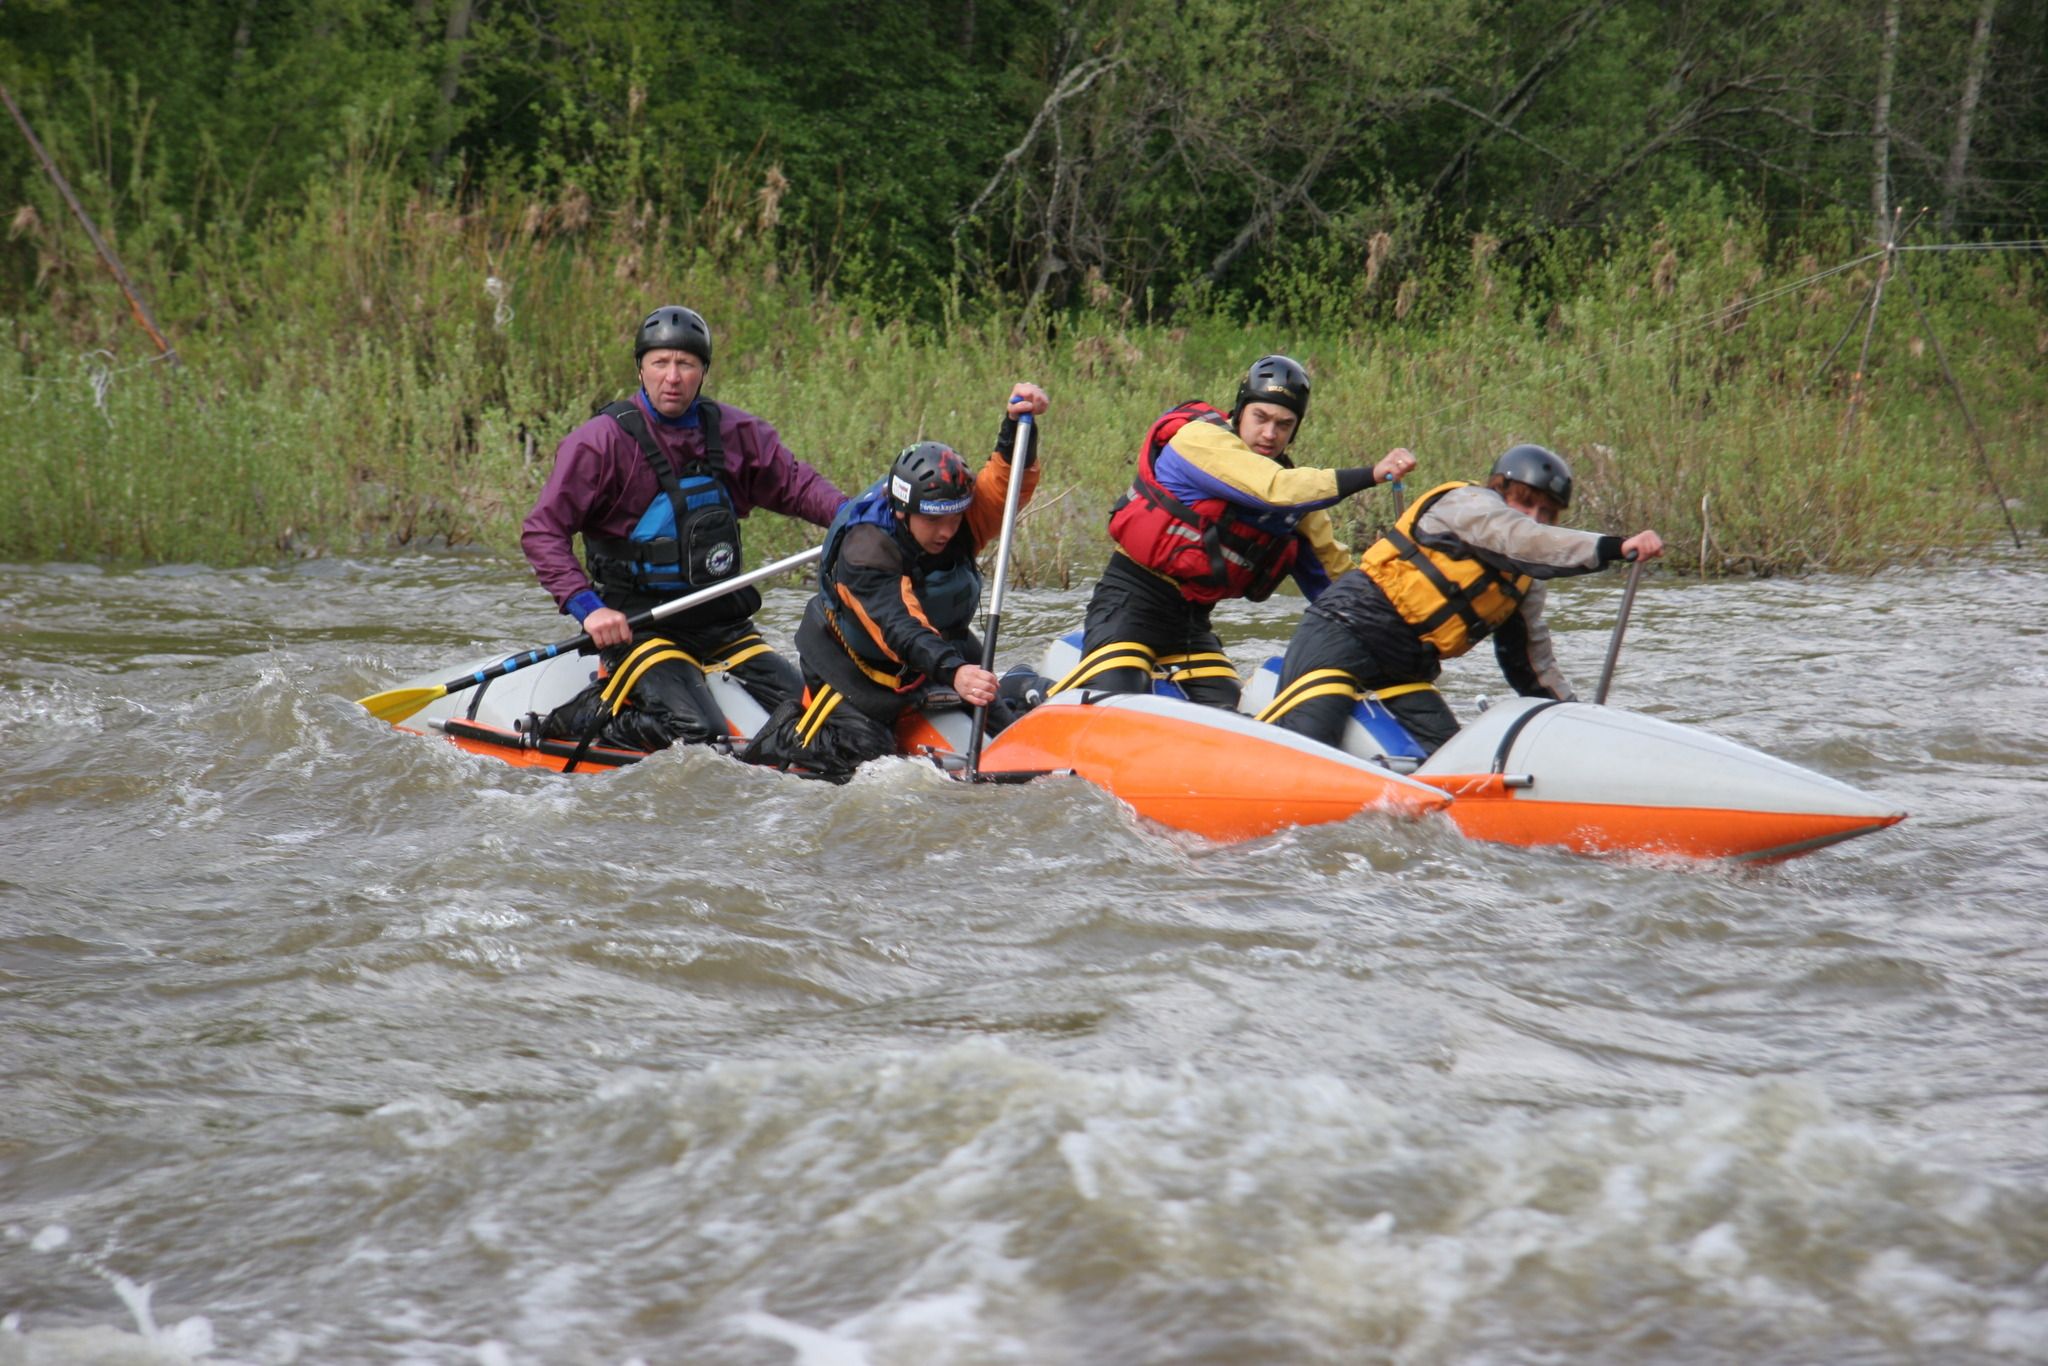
[
  {"x1": 600, "y1": 642, "x2": 665, "y2": 709},
  {"x1": 1254, "y1": 671, "x2": 1440, "y2": 725},
  {"x1": 1047, "y1": 640, "x2": 1157, "y2": 697},
  {"x1": 1256, "y1": 680, "x2": 1369, "y2": 725},
  {"x1": 796, "y1": 686, "x2": 845, "y2": 746},
  {"x1": 1159, "y1": 651, "x2": 1238, "y2": 685},
  {"x1": 707, "y1": 634, "x2": 772, "y2": 673},
  {"x1": 602, "y1": 641, "x2": 704, "y2": 714},
  {"x1": 1254, "y1": 667, "x2": 1362, "y2": 724}
]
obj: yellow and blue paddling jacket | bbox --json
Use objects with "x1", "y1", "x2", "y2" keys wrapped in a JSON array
[{"x1": 1107, "y1": 401, "x2": 1352, "y2": 604}]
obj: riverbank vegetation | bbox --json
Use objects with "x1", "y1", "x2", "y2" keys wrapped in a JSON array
[{"x1": 2, "y1": 1, "x2": 2043, "y2": 576}]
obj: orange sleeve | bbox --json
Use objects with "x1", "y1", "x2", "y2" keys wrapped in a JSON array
[{"x1": 966, "y1": 453, "x2": 1040, "y2": 549}]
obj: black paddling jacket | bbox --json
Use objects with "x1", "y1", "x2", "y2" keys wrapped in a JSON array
[{"x1": 808, "y1": 448, "x2": 1038, "y2": 691}]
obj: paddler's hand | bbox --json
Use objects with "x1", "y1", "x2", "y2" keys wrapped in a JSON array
[
  {"x1": 1621, "y1": 531, "x2": 1665, "y2": 562},
  {"x1": 1374, "y1": 448, "x2": 1416, "y2": 485},
  {"x1": 584, "y1": 606, "x2": 633, "y2": 649},
  {"x1": 999, "y1": 383, "x2": 1048, "y2": 467},
  {"x1": 951, "y1": 663, "x2": 999, "y2": 707},
  {"x1": 1005, "y1": 383, "x2": 1048, "y2": 417}
]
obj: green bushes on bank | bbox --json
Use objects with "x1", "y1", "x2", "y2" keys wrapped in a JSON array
[{"x1": 1, "y1": 181, "x2": 2040, "y2": 578}]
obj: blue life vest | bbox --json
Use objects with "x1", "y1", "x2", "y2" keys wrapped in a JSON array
[
  {"x1": 584, "y1": 399, "x2": 746, "y2": 608},
  {"x1": 821, "y1": 477, "x2": 983, "y2": 634}
]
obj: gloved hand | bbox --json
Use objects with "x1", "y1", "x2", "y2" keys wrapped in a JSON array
[
  {"x1": 997, "y1": 382, "x2": 1049, "y2": 465},
  {"x1": 995, "y1": 415, "x2": 1038, "y2": 467}
]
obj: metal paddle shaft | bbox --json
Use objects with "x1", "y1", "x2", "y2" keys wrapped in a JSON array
[
  {"x1": 964, "y1": 411, "x2": 1034, "y2": 777},
  {"x1": 1593, "y1": 553, "x2": 1646, "y2": 706},
  {"x1": 357, "y1": 545, "x2": 823, "y2": 724}
]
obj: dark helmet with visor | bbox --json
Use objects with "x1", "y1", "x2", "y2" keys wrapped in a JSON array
[
  {"x1": 1233, "y1": 354, "x2": 1311, "y2": 426},
  {"x1": 888, "y1": 442, "x2": 974, "y2": 519},
  {"x1": 635, "y1": 306, "x2": 713, "y2": 365},
  {"x1": 1490, "y1": 443, "x2": 1574, "y2": 508}
]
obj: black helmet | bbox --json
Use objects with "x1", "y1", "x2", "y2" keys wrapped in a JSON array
[
  {"x1": 1233, "y1": 354, "x2": 1311, "y2": 425},
  {"x1": 888, "y1": 442, "x2": 974, "y2": 518},
  {"x1": 1490, "y1": 444, "x2": 1574, "y2": 508},
  {"x1": 634, "y1": 306, "x2": 713, "y2": 365}
]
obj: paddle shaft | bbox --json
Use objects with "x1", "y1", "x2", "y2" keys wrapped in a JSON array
[
  {"x1": 438, "y1": 546, "x2": 820, "y2": 698},
  {"x1": 1593, "y1": 553, "x2": 1645, "y2": 706},
  {"x1": 964, "y1": 412, "x2": 1034, "y2": 777}
]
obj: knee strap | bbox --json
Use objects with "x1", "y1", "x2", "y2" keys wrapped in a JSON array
[
  {"x1": 707, "y1": 631, "x2": 773, "y2": 673},
  {"x1": 602, "y1": 640, "x2": 706, "y2": 716},
  {"x1": 1048, "y1": 640, "x2": 1158, "y2": 697},
  {"x1": 1157, "y1": 650, "x2": 1238, "y2": 684},
  {"x1": 796, "y1": 684, "x2": 846, "y2": 747},
  {"x1": 1256, "y1": 670, "x2": 1441, "y2": 725},
  {"x1": 1255, "y1": 667, "x2": 1361, "y2": 724}
]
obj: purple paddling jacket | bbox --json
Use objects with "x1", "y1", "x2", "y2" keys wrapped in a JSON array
[{"x1": 521, "y1": 392, "x2": 848, "y2": 613}]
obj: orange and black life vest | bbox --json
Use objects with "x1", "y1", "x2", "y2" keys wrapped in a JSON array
[
  {"x1": 1106, "y1": 401, "x2": 1301, "y2": 605},
  {"x1": 1359, "y1": 481, "x2": 1531, "y2": 659}
]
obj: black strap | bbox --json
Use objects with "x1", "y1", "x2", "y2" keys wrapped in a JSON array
[
  {"x1": 561, "y1": 688, "x2": 613, "y2": 774},
  {"x1": 603, "y1": 397, "x2": 727, "y2": 519},
  {"x1": 1127, "y1": 471, "x2": 1292, "y2": 591},
  {"x1": 697, "y1": 398, "x2": 724, "y2": 464},
  {"x1": 1491, "y1": 699, "x2": 1561, "y2": 773},
  {"x1": 604, "y1": 401, "x2": 681, "y2": 551},
  {"x1": 1385, "y1": 522, "x2": 1527, "y2": 641}
]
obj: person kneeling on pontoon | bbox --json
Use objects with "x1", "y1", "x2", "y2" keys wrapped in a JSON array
[
  {"x1": 741, "y1": 384, "x2": 1047, "y2": 780},
  {"x1": 520, "y1": 305, "x2": 848, "y2": 752},
  {"x1": 1052, "y1": 354, "x2": 1414, "y2": 708},
  {"x1": 1260, "y1": 444, "x2": 1663, "y2": 755}
]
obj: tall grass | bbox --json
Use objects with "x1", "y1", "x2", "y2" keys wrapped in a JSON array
[{"x1": 2, "y1": 174, "x2": 2041, "y2": 581}]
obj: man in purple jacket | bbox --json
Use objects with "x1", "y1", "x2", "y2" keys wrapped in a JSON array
[{"x1": 520, "y1": 306, "x2": 848, "y2": 751}]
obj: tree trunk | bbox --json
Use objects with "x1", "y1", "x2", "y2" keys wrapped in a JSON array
[
  {"x1": 430, "y1": 0, "x2": 477, "y2": 169},
  {"x1": 1939, "y1": 0, "x2": 1997, "y2": 235},
  {"x1": 1870, "y1": 0, "x2": 1900, "y2": 244},
  {"x1": 232, "y1": 0, "x2": 260, "y2": 65}
]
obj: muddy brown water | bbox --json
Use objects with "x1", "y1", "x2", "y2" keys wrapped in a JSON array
[{"x1": 3, "y1": 554, "x2": 2045, "y2": 1364}]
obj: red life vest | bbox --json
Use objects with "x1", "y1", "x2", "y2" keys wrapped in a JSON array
[{"x1": 1106, "y1": 400, "x2": 1301, "y2": 605}]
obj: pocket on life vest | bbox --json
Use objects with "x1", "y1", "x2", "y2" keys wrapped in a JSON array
[
  {"x1": 680, "y1": 501, "x2": 743, "y2": 586},
  {"x1": 1108, "y1": 499, "x2": 1213, "y2": 583}
]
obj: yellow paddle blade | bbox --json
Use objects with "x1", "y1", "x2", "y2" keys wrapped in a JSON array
[{"x1": 356, "y1": 683, "x2": 449, "y2": 725}]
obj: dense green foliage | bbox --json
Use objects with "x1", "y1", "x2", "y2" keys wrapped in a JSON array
[
  {"x1": 1, "y1": 1, "x2": 2043, "y2": 572},
  {"x1": 1, "y1": 187, "x2": 2039, "y2": 575},
  {"x1": 6, "y1": 0, "x2": 2044, "y2": 315}
]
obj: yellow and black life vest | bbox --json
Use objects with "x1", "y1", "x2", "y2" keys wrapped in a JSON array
[{"x1": 1359, "y1": 481, "x2": 1530, "y2": 659}]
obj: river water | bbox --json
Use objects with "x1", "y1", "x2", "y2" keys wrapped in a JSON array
[{"x1": 3, "y1": 554, "x2": 2045, "y2": 1365}]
